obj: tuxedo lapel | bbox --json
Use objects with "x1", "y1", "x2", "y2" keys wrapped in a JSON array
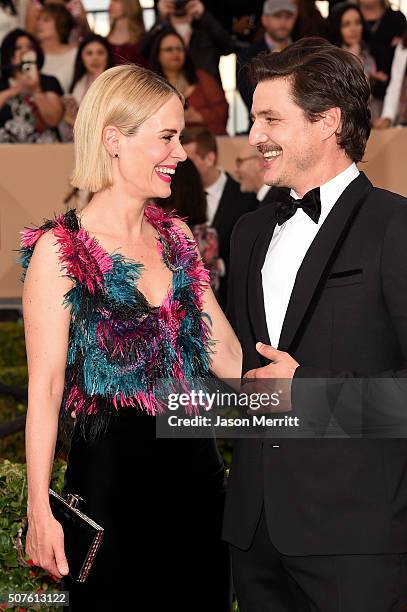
[
  {"x1": 247, "y1": 207, "x2": 277, "y2": 350},
  {"x1": 278, "y1": 172, "x2": 373, "y2": 353}
]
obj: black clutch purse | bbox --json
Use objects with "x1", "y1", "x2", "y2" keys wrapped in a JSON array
[{"x1": 48, "y1": 489, "x2": 104, "y2": 583}]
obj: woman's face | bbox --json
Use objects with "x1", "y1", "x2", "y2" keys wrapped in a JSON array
[
  {"x1": 82, "y1": 42, "x2": 109, "y2": 77},
  {"x1": 158, "y1": 34, "x2": 185, "y2": 73},
  {"x1": 12, "y1": 36, "x2": 34, "y2": 66},
  {"x1": 341, "y1": 8, "x2": 363, "y2": 46},
  {"x1": 111, "y1": 94, "x2": 187, "y2": 200},
  {"x1": 36, "y1": 11, "x2": 58, "y2": 42},
  {"x1": 109, "y1": 0, "x2": 125, "y2": 20}
]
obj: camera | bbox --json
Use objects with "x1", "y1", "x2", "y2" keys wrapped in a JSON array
[
  {"x1": 20, "y1": 51, "x2": 38, "y2": 79},
  {"x1": 174, "y1": 0, "x2": 189, "y2": 17}
]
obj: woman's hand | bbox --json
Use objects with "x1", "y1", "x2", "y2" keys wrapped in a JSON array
[
  {"x1": 26, "y1": 506, "x2": 69, "y2": 579},
  {"x1": 184, "y1": 105, "x2": 204, "y2": 124},
  {"x1": 371, "y1": 70, "x2": 389, "y2": 83}
]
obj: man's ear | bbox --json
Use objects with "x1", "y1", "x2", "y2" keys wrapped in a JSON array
[
  {"x1": 204, "y1": 151, "x2": 217, "y2": 168},
  {"x1": 320, "y1": 107, "x2": 342, "y2": 141}
]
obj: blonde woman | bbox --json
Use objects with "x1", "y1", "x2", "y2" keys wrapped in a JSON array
[
  {"x1": 108, "y1": 0, "x2": 147, "y2": 66},
  {"x1": 21, "y1": 64, "x2": 240, "y2": 609}
]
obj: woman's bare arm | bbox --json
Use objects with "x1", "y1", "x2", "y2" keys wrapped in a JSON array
[
  {"x1": 202, "y1": 285, "x2": 242, "y2": 380},
  {"x1": 23, "y1": 230, "x2": 72, "y2": 578},
  {"x1": 32, "y1": 90, "x2": 65, "y2": 127},
  {"x1": 175, "y1": 220, "x2": 242, "y2": 380}
]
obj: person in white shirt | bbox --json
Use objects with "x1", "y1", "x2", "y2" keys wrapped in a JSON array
[
  {"x1": 374, "y1": 31, "x2": 407, "y2": 128},
  {"x1": 35, "y1": 3, "x2": 77, "y2": 92}
]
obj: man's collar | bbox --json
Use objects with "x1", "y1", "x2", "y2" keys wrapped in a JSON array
[{"x1": 206, "y1": 169, "x2": 227, "y2": 197}]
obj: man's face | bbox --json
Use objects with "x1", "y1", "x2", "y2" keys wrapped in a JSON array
[
  {"x1": 261, "y1": 11, "x2": 296, "y2": 43},
  {"x1": 183, "y1": 142, "x2": 214, "y2": 183},
  {"x1": 249, "y1": 78, "x2": 322, "y2": 191},
  {"x1": 235, "y1": 144, "x2": 262, "y2": 192}
]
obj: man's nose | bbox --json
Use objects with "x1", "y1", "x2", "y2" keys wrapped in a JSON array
[{"x1": 249, "y1": 121, "x2": 267, "y2": 147}]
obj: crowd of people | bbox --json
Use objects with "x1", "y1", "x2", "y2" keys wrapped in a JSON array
[{"x1": 1, "y1": 0, "x2": 407, "y2": 144}]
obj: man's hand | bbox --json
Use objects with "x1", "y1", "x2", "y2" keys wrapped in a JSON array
[
  {"x1": 157, "y1": 0, "x2": 175, "y2": 20},
  {"x1": 186, "y1": 0, "x2": 204, "y2": 20},
  {"x1": 244, "y1": 342, "x2": 300, "y2": 380},
  {"x1": 242, "y1": 343, "x2": 300, "y2": 413}
]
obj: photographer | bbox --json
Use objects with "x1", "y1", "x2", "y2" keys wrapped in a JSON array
[
  {"x1": 141, "y1": 0, "x2": 235, "y2": 83},
  {"x1": 0, "y1": 28, "x2": 64, "y2": 142}
]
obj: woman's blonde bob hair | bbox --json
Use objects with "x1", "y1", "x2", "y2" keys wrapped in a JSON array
[{"x1": 71, "y1": 64, "x2": 184, "y2": 193}]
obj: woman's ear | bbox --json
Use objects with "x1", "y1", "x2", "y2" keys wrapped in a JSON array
[{"x1": 102, "y1": 125, "x2": 121, "y2": 158}]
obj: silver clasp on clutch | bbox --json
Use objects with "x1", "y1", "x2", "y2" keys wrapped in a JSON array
[{"x1": 66, "y1": 493, "x2": 84, "y2": 509}]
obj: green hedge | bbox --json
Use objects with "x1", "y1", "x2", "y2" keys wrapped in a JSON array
[
  {"x1": 0, "y1": 323, "x2": 26, "y2": 368},
  {"x1": 0, "y1": 459, "x2": 67, "y2": 611},
  {"x1": 0, "y1": 362, "x2": 28, "y2": 463}
]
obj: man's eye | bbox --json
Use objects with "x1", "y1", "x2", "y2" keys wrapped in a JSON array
[{"x1": 163, "y1": 135, "x2": 173, "y2": 141}]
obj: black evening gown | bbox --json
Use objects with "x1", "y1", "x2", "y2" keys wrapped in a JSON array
[
  {"x1": 61, "y1": 409, "x2": 231, "y2": 611},
  {"x1": 19, "y1": 206, "x2": 231, "y2": 610}
]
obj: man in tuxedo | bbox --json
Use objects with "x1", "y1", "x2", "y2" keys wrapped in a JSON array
[
  {"x1": 223, "y1": 37, "x2": 407, "y2": 610},
  {"x1": 183, "y1": 127, "x2": 257, "y2": 309},
  {"x1": 235, "y1": 141, "x2": 279, "y2": 207}
]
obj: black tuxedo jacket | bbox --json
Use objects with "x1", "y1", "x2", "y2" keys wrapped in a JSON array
[
  {"x1": 212, "y1": 173, "x2": 257, "y2": 308},
  {"x1": 222, "y1": 172, "x2": 407, "y2": 555}
]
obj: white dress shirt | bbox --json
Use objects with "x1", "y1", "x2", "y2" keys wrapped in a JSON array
[
  {"x1": 261, "y1": 163, "x2": 360, "y2": 348},
  {"x1": 257, "y1": 184, "x2": 271, "y2": 203},
  {"x1": 205, "y1": 169, "x2": 227, "y2": 225},
  {"x1": 381, "y1": 43, "x2": 407, "y2": 123}
]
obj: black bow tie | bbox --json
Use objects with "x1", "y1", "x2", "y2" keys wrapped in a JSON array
[{"x1": 275, "y1": 187, "x2": 321, "y2": 226}]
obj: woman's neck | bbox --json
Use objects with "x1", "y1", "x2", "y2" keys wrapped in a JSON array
[
  {"x1": 81, "y1": 189, "x2": 147, "y2": 240},
  {"x1": 109, "y1": 17, "x2": 130, "y2": 42},
  {"x1": 163, "y1": 69, "x2": 181, "y2": 86},
  {"x1": 86, "y1": 72, "x2": 100, "y2": 85}
]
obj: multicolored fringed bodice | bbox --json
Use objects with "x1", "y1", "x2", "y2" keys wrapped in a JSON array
[{"x1": 20, "y1": 204, "x2": 212, "y2": 439}]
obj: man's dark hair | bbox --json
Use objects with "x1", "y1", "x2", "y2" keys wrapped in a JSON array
[
  {"x1": 182, "y1": 126, "x2": 218, "y2": 159},
  {"x1": 249, "y1": 37, "x2": 371, "y2": 162}
]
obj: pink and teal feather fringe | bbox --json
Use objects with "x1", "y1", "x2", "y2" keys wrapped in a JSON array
[{"x1": 19, "y1": 204, "x2": 213, "y2": 440}]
